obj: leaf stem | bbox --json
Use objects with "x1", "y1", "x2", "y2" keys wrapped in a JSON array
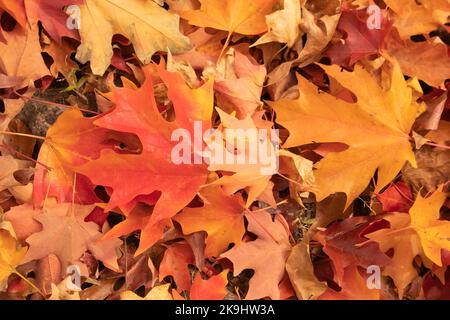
[
  {"x1": 13, "y1": 270, "x2": 45, "y2": 298},
  {"x1": 217, "y1": 32, "x2": 233, "y2": 64},
  {"x1": 0, "y1": 131, "x2": 46, "y2": 141},
  {"x1": 425, "y1": 141, "x2": 450, "y2": 150}
]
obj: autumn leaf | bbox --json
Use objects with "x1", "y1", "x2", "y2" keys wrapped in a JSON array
[
  {"x1": 314, "y1": 216, "x2": 391, "y2": 285},
  {"x1": 252, "y1": 0, "x2": 302, "y2": 47},
  {"x1": 270, "y1": 61, "x2": 425, "y2": 206},
  {"x1": 384, "y1": 0, "x2": 450, "y2": 39},
  {"x1": 203, "y1": 48, "x2": 266, "y2": 117},
  {"x1": 121, "y1": 284, "x2": 173, "y2": 300},
  {"x1": 190, "y1": 270, "x2": 228, "y2": 300},
  {"x1": 205, "y1": 108, "x2": 277, "y2": 208},
  {"x1": 1, "y1": 0, "x2": 449, "y2": 302},
  {"x1": 0, "y1": 24, "x2": 50, "y2": 88},
  {"x1": 22, "y1": 203, "x2": 121, "y2": 272},
  {"x1": 221, "y1": 211, "x2": 292, "y2": 300},
  {"x1": 376, "y1": 182, "x2": 414, "y2": 213},
  {"x1": 0, "y1": 0, "x2": 27, "y2": 27},
  {"x1": 0, "y1": 229, "x2": 27, "y2": 284},
  {"x1": 175, "y1": 185, "x2": 246, "y2": 258},
  {"x1": 76, "y1": 63, "x2": 214, "y2": 254},
  {"x1": 325, "y1": 8, "x2": 391, "y2": 67},
  {"x1": 318, "y1": 266, "x2": 381, "y2": 300},
  {"x1": 24, "y1": 0, "x2": 84, "y2": 42},
  {"x1": 383, "y1": 30, "x2": 450, "y2": 87},
  {"x1": 75, "y1": 0, "x2": 192, "y2": 75},
  {"x1": 286, "y1": 242, "x2": 328, "y2": 300},
  {"x1": 159, "y1": 241, "x2": 195, "y2": 292},
  {"x1": 365, "y1": 186, "x2": 450, "y2": 298},
  {"x1": 33, "y1": 108, "x2": 109, "y2": 207},
  {"x1": 178, "y1": 0, "x2": 277, "y2": 36}
]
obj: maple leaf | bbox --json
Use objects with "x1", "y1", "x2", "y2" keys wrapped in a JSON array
[
  {"x1": 23, "y1": 203, "x2": 122, "y2": 272},
  {"x1": 179, "y1": 0, "x2": 277, "y2": 36},
  {"x1": 42, "y1": 35, "x2": 78, "y2": 86},
  {"x1": 159, "y1": 241, "x2": 195, "y2": 292},
  {"x1": 0, "y1": 0, "x2": 27, "y2": 27},
  {"x1": 252, "y1": 0, "x2": 302, "y2": 47},
  {"x1": 24, "y1": 0, "x2": 84, "y2": 42},
  {"x1": 175, "y1": 185, "x2": 246, "y2": 258},
  {"x1": 204, "y1": 108, "x2": 277, "y2": 207},
  {"x1": 203, "y1": 48, "x2": 266, "y2": 117},
  {"x1": 100, "y1": 203, "x2": 168, "y2": 253},
  {"x1": 120, "y1": 284, "x2": 173, "y2": 300},
  {"x1": 384, "y1": 0, "x2": 450, "y2": 39},
  {"x1": 376, "y1": 182, "x2": 414, "y2": 213},
  {"x1": 270, "y1": 61, "x2": 425, "y2": 207},
  {"x1": 75, "y1": 0, "x2": 192, "y2": 75},
  {"x1": 190, "y1": 270, "x2": 228, "y2": 300},
  {"x1": 325, "y1": 8, "x2": 391, "y2": 67},
  {"x1": 221, "y1": 211, "x2": 292, "y2": 300},
  {"x1": 172, "y1": 28, "x2": 225, "y2": 70},
  {"x1": 383, "y1": 30, "x2": 450, "y2": 87},
  {"x1": 76, "y1": 64, "x2": 214, "y2": 254},
  {"x1": 0, "y1": 24, "x2": 50, "y2": 88},
  {"x1": 318, "y1": 266, "x2": 381, "y2": 300},
  {"x1": 286, "y1": 242, "x2": 328, "y2": 300},
  {"x1": 3, "y1": 204, "x2": 42, "y2": 242},
  {"x1": 315, "y1": 216, "x2": 391, "y2": 285},
  {"x1": 0, "y1": 155, "x2": 32, "y2": 202},
  {"x1": 33, "y1": 108, "x2": 110, "y2": 207},
  {"x1": 0, "y1": 100, "x2": 24, "y2": 135},
  {"x1": 365, "y1": 187, "x2": 450, "y2": 298},
  {"x1": 296, "y1": 4, "x2": 341, "y2": 67},
  {"x1": 0, "y1": 230, "x2": 27, "y2": 284}
]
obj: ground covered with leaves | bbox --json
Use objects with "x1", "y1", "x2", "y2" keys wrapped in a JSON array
[{"x1": 0, "y1": 0, "x2": 449, "y2": 300}]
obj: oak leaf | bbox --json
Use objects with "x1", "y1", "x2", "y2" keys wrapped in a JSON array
[
  {"x1": 76, "y1": 64, "x2": 214, "y2": 254},
  {"x1": 205, "y1": 108, "x2": 277, "y2": 208},
  {"x1": 325, "y1": 8, "x2": 391, "y2": 67},
  {"x1": 33, "y1": 108, "x2": 109, "y2": 206}
]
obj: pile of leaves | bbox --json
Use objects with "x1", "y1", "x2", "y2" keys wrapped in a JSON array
[{"x1": 0, "y1": 0, "x2": 449, "y2": 300}]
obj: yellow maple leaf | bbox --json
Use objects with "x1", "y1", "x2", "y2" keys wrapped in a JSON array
[
  {"x1": 0, "y1": 229, "x2": 27, "y2": 284},
  {"x1": 120, "y1": 284, "x2": 173, "y2": 300},
  {"x1": 174, "y1": 185, "x2": 246, "y2": 258},
  {"x1": 384, "y1": 0, "x2": 450, "y2": 39},
  {"x1": 270, "y1": 61, "x2": 425, "y2": 207},
  {"x1": 75, "y1": 0, "x2": 192, "y2": 75},
  {"x1": 179, "y1": 0, "x2": 277, "y2": 35}
]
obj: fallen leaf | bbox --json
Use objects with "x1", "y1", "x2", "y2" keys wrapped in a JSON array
[
  {"x1": 75, "y1": 0, "x2": 192, "y2": 75},
  {"x1": 221, "y1": 211, "x2": 291, "y2": 300}
]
